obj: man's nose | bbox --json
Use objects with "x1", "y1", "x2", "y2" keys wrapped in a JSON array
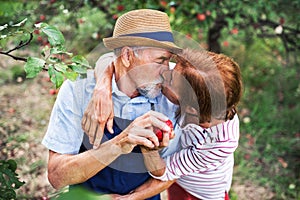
[{"x1": 160, "y1": 70, "x2": 173, "y2": 85}]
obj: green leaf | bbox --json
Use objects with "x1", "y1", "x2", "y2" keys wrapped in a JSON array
[
  {"x1": 49, "y1": 56, "x2": 61, "y2": 63},
  {"x1": 24, "y1": 57, "x2": 45, "y2": 78},
  {"x1": 226, "y1": 17, "x2": 234, "y2": 30},
  {"x1": 71, "y1": 55, "x2": 90, "y2": 68},
  {"x1": 64, "y1": 71, "x2": 79, "y2": 81},
  {"x1": 41, "y1": 25, "x2": 65, "y2": 46},
  {"x1": 50, "y1": 46, "x2": 67, "y2": 54},
  {"x1": 56, "y1": 186, "x2": 109, "y2": 200},
  {"x1": 6, "y1": 159, "x2": 17, "y2": 172},
  {"x1": 41, "y1": 45, "x2": 50, "y2": 57},
  {"x1": 0, "y1": 159, "x2": 25, "y2": 200},
  {"x1": 54, "y1": 63, "x2": 68, "y2": 73},
  {"x1": 69, "y1": 63, "x2": 87, "y2": 74},
  {"x1": 48, "y1": 65, "x2": 65, "y2": 88}
]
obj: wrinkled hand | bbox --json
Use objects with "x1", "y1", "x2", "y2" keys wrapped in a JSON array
[
  {"x1": 116, "y1": 111, "x2": 171, "y2": 154},
  {"x1": 100, "y1": 193, "x2": 121, "y2": 199},
  {"x1": 81, "y1": 53, "x2": 115, "y2": 149},
  {"x1": 111, "y1": 194, "x2": 131, "y2": 200}
]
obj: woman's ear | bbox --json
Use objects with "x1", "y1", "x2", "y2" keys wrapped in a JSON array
[
  {"x1": 120, "y1": 46, "x2": 134, "y2": 68},
  {"x1": 183, "y1": 105, "x2": 200, "y2": 125}
]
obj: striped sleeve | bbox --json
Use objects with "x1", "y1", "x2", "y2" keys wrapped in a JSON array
[{"x1": 150, "y1": 115, "x2": 239, "y2": 181}]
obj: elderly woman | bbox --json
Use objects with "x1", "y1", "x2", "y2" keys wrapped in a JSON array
[{"x1": 138, "y1": 49, "x2": 243, "y2": 200}]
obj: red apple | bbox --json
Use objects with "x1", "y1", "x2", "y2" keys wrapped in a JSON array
[
  {"x1": 231, "y1": 28, "x2": 239, "y2": 35},
  {"x1": 165, "y1": 120, "x2": 173, "y2": 130},
  {"x1": 154, "y1": 120, "x2": 174, "y2": 142},
  {"x1": 37, "y1": 36, "x2": 43, "y2": 42},
  {"x1": 155, "y1": 129, "x2": 163, "y2": 141},
  {"x1": 77, "y1": 18, "x2": 85, "y2": 24},
  {"x1": 34, "y1": 29, "x2": 40, "y2": 35},
  {"x1": 49, "y1": 89, "x2": 57, "y2": 95},
  {"x1": 223, "y1": 41, "x2": 229, "y2": 47},
  {"x1": 40, "y1": 15, "x2": 46, "y2": 21},
  {"x1": 43, "y1": 40, "x2": 49, "y2": 46},
  {"x1": 117, "y1": 5, "x2": 124, "y2": 11},
  {"x1": 205, "y1": 10, "x2": 211, "y2": 16},
  {"x1": 244, "y1": 153, "x2": 251, "y2": 160},
  {"x1": 197, "y1": 13, "x2": 206, "y2": 21},
  {"x1": 279, "y1": 17, "x2": 285, "y2": 25},
  {"x1": 186, "y1": 33, "x2": 192, "y2": 39},
  {"x1": 160, "y1": 0, "x2": 167, "y2": 7},
  {"x1": 112, "y1": 14, "x2": 118, "y2": 20}
]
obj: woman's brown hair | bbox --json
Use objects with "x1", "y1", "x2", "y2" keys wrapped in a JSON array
[{"x1": 176, "y1": 49, "x2": 243, "y2": 123}]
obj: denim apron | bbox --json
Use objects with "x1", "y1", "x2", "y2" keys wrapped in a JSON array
[{"x1": 73, "y1": 117, "x2": 160, "y2": 200}]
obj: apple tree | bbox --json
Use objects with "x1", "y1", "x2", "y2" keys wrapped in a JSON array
[{"x1": 1, "y1": 1, "x2": 299, "y2": 199}]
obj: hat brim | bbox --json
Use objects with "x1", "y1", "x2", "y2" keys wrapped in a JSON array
[{"x1": 103, "y1": 36, "x2": 182, "y2": 53}]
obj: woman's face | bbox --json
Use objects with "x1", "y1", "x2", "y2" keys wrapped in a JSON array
[
  {"x1": 161, "y1": 62, "x2": 185, "y2": 105},
  {"x1": 161, "y1": 61, "x2": 225, "y2": 128}
]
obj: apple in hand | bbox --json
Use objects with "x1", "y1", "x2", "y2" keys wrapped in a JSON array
[{"x1": 154, "y1": 120, "x2": 174, "y2": 142}]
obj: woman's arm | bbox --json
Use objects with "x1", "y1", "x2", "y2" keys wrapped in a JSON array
[
  {"x1": 141, "y1": 122, "x2": 239, "y2": 182},
  {"x1": 81, "y1": 52, "x2": 115, "y2": 149},
  {"x1": 141, "y1": 148, "x2": 167, "y2": 177}
]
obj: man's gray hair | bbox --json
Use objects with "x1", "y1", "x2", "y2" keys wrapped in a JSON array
[{"x1": 114, "y1": 46, "x2": 149, "y2": 57}]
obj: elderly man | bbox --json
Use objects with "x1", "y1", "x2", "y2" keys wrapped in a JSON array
[{"x1": 42, "y1": 9, "x2": 181, "y2": 199}]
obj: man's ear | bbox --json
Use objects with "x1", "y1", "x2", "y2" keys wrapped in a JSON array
[{"x1": 120, "y1": 46, "x2": 134, "y2": 68}]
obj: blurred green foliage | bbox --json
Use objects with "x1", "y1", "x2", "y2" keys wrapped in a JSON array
[
  {"x1": 0, "y1": 0, "x2": 299, "y2": 199},
  {"x1": 0, "y1": 160, "x2": 25, "y2": 200}
]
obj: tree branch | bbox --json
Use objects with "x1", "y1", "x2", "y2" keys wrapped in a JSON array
[
  {"x1": 0, "y1": 52, "x2": 27, "y2": 62},
  {"x1": 0, "y1": 32, "x2": 33, "y2": 62},
  {"x1": 4, "y1": 32, "x2": 33, "y2": 54}
]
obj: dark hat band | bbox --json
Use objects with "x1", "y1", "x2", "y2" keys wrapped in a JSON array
[{"x1": 119, "y1": 31, "x2": 174, "y2": 42}]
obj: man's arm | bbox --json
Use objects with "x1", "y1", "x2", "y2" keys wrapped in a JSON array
[
  {"x1": 48, "y1": 138, "x2": 124, "y2": 189},
  {"x1": 48, "y1": 110, "x2": 171, "y2": 189},
  {"x1": 81, "y1": 52, "x2": 115, "y2": 149}
]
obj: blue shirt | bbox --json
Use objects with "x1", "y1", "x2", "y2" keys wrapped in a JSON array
[
  {"x1": 42, "y1": 70, "x2": 180, "y2": 196},
  {"x1": 42, "y1": 70, "x2": 178, "y2": 154}
]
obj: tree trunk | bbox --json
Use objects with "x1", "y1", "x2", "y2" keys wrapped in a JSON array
[{"x1": 208, "y1": 15, "x2": 228, "y2": 53}]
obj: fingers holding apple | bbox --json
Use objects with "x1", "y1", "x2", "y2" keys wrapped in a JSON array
[{"x1": 153, "y1": 119, "x2": 175, "y2": 147}]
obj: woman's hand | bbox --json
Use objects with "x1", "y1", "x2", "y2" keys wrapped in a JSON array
[{"x1": 81, "y1": 53, "x2": 115, "y2": 149}]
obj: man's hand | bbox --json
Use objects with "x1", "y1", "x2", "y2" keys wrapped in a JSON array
[
  {"x1": 81, "y1": 53, "x2": 115, "y2": 149},
  {"x1": 115, "y1": 111, "x2": 171, "y2": 154}
]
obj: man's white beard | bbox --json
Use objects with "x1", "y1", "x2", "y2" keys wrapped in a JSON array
[
  {"x1": 136, "y1": 75, "x2": 164, "y2": 99},
  {"x1": 137, "y1": 83, "x2": 162, "y2": 99}
]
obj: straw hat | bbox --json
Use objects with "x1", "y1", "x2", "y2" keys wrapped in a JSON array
[{"x1": 103, "y1": 9, "x2": 182, "y2": 53}]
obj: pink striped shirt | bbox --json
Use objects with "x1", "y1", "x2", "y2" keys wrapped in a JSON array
[{"x1": 152, "y1": 114, "x2": 240, "y2": 200}]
